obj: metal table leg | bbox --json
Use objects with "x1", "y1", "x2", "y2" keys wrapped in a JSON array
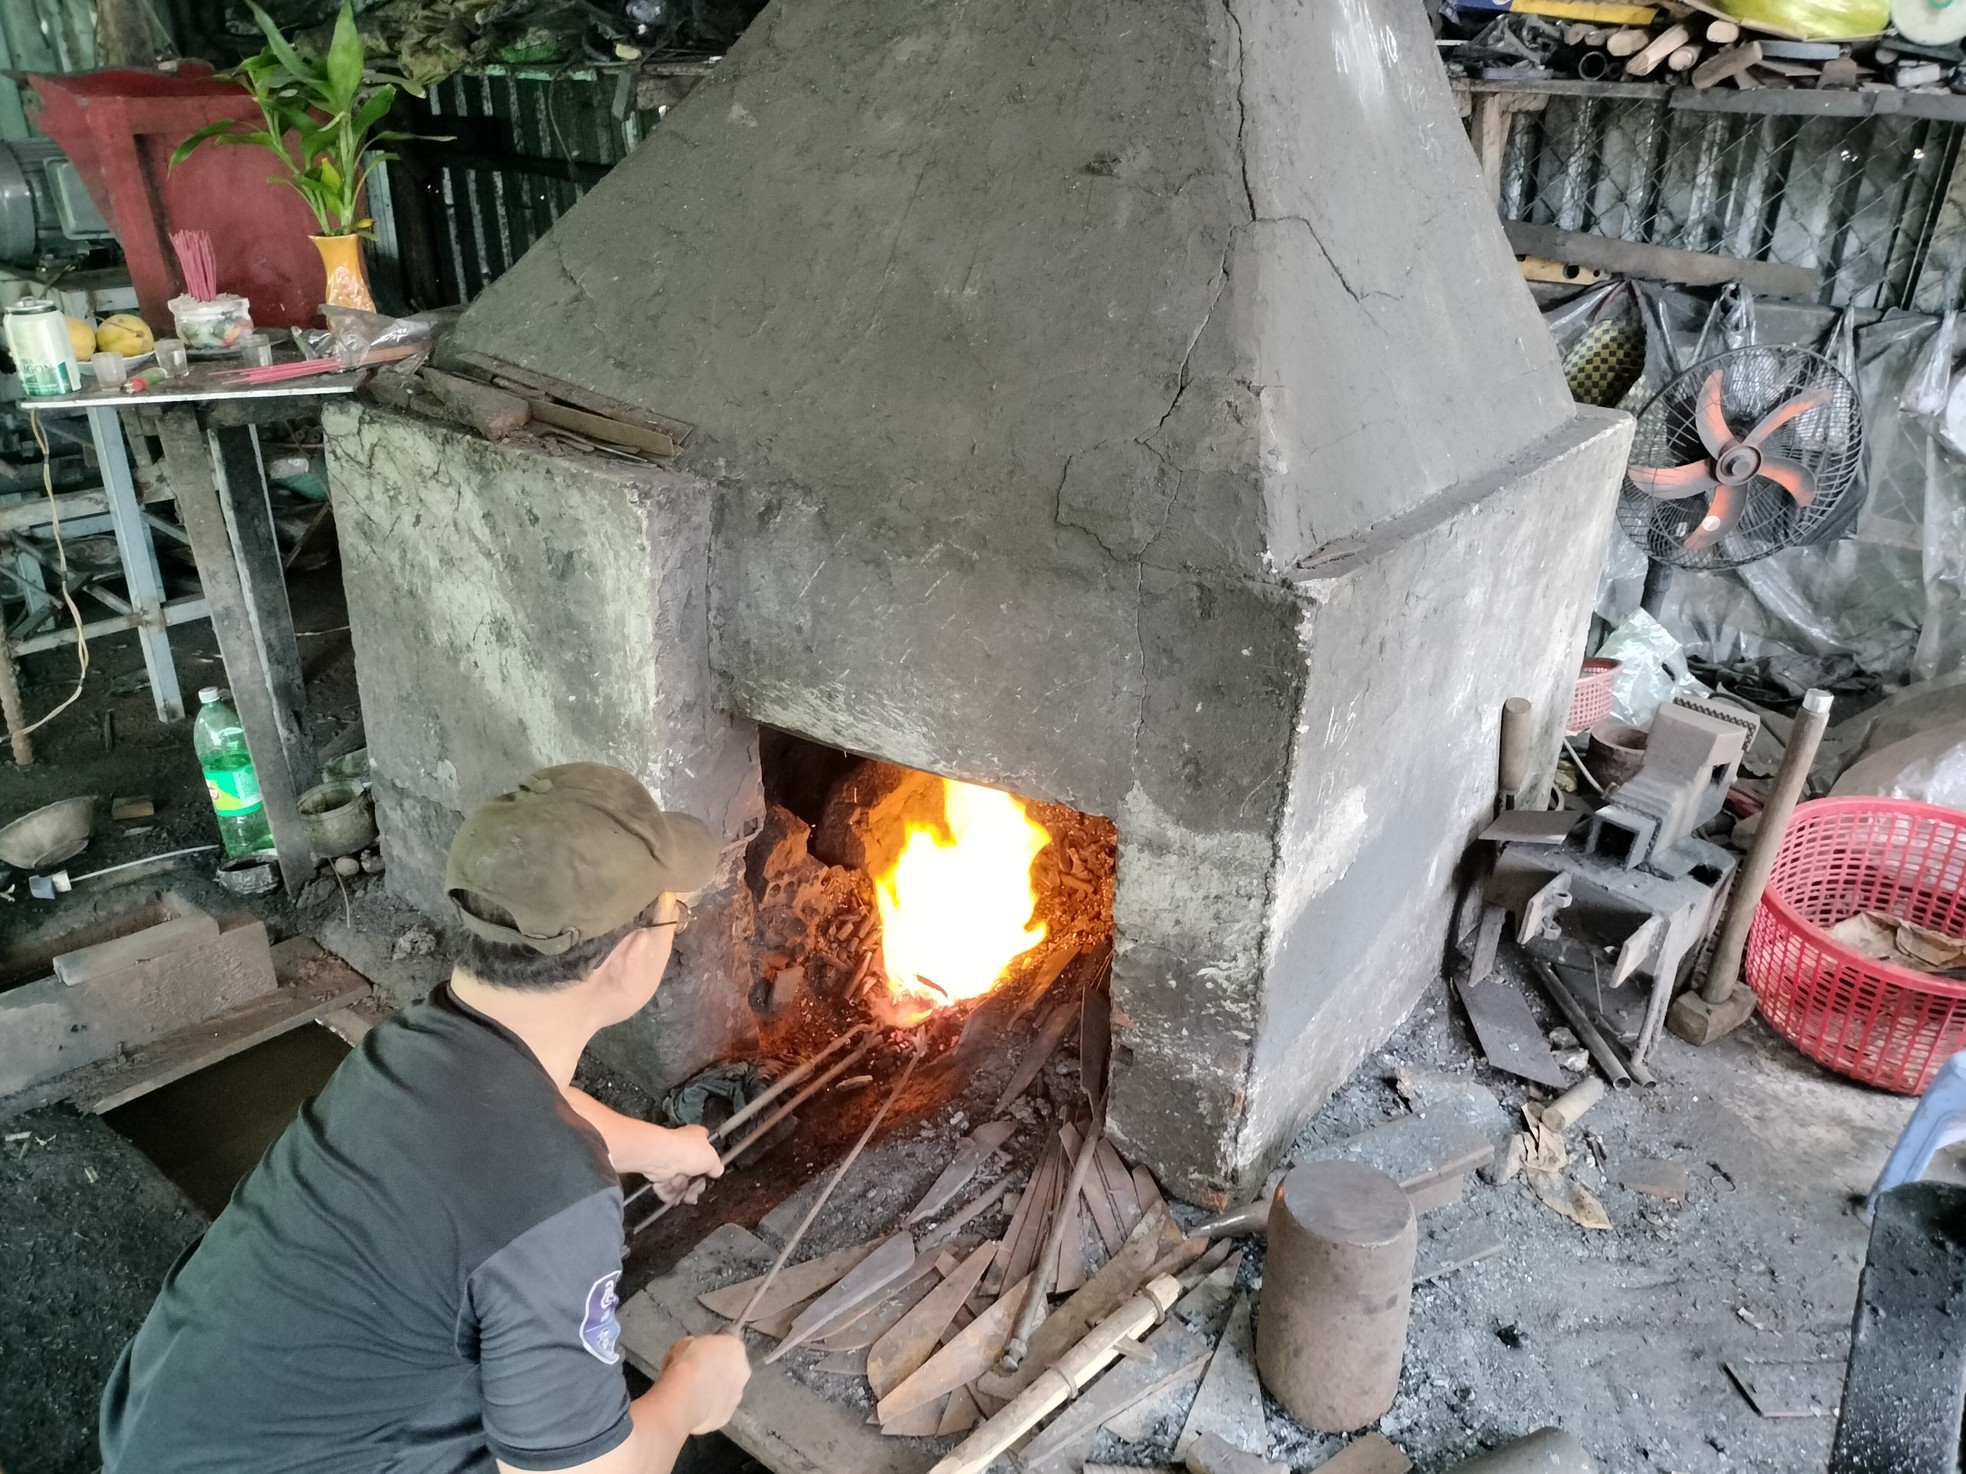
[
  {"x1": 156, "y1": 407, "x2": 312, "y2": 891},
  {"x1": 85, "y1": 405, "x2": 185, "y2": 722}
]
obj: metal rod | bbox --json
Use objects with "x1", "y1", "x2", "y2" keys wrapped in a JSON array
[
  {"x1": 730, "y1": 1039, "x2": 923, "y2": 1333},
  {"x1": 1529, "y1": 959, "x2": 1633, "y2": 1090},
  {"x1": 1700, "y1": 688, "x2": 1834, "y2": 1006},
  {"x1": 621, "y1": 1026, "x2": 871, "y2": 1211},
  {"x1": 626, "y1": 1034, "x2": 880, "y2": 1234},
  {"x1": 714, "y1": 1025, "x2": 872, "y2": 1142}
]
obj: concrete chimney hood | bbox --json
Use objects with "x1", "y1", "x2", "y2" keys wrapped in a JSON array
[{"x1": 344, "y1": 0, "x2": 1631, "y2": 1203}]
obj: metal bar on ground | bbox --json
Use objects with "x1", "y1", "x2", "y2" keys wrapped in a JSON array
[{"x1": 87, "y1": 405, "x2": 185, "y2": 722}]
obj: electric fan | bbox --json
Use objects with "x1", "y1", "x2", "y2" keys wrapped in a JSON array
[{"x1": 1620, "y1": 345, "x2": 1864, "y2": 575}]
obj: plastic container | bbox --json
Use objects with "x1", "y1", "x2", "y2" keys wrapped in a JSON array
[
  {"x1": 193, "y1": 686, "x2": 273, "y2": 858},
  {"x1": 1745, "y1": 797, "x2": 1966, "y2": 1093},
  {"x1": 1566, "y1": 657, "x2": 1621, "y2": 736},
  {"x1": 167, "y1": 292, "x2": 253, "y2": 350}
]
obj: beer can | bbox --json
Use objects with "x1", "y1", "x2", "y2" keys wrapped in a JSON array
[{"x1": 4, "y1": 298, "x2": 82, "y2": 398}]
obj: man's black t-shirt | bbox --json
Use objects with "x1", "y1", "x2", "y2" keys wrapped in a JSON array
[{"x1": 100, "y1": 983, "x2": 633, "y2": 1473}]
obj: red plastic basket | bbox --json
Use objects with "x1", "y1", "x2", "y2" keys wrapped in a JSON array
[
  {"x1": 1565, "y1": 658, "x2": 1620, "y2": 736},
  {"x1": 1746, "y1": 798, "x2": 1966, "y2": 1093}
]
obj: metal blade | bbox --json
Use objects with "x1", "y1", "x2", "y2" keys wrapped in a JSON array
[
  {"x1": 1627, "y1": 461, "x2": 1720, "y2": 500},
  {"x1": 1697, "y1": 370, "x2": 1732, "y2": 458},
  {"x1": 1684, "y1": 481, "x2": 1742, "y2": 551},
  {"x1": 1743, "y1": 386, "x2": 1832, "y2": 448},
  {"x1": 1756, "y1": 456, "x2": 1819, "y2": 507}
]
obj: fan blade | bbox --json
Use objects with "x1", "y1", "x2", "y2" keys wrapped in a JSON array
[
  {"x1": 1756, "y1": 456, "x2": 1818, "y2": 507},
  {"x1": 1697, "y1": 370, "x2": 1732, "y2": 458},
  {"x1": 1743, "y1": 387, "x2": 1833, "y2": 449},
  {"x1": 1627, "y1": 461, "x2": 1720, "y2": 500},
  {"x1": 1684, "y1": 482, "x2": 1742, "y2": 552}
]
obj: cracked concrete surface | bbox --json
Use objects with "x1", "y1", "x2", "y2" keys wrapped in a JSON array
[{"x1": 333, "y1": 0, "x2": 1629, "y2": 1197}]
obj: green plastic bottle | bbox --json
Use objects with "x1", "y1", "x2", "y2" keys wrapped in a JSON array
[{"x1": 194, "y1": 687, "x2": 273, "y2": 857}]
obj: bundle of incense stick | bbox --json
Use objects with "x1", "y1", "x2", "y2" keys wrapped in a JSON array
[
  {"x1": 169, "y1": 230, "x2": 218, "y2": 301},
  {"x1": 209, "y1": 344, "x2": 420, "y2": 385}
]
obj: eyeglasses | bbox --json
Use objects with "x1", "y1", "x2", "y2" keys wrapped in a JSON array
[{"x1": 648, "y1": 899, "x2": 692, "y2": 937}]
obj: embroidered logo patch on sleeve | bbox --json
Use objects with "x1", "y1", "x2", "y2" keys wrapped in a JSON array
[{"x1": 581, "y1": 1272, "x2": 622, "y2": 1364}]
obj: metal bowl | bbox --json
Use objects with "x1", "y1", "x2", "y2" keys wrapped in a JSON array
[{"x1": 0, "y1": 796, "x2": 97, "y2": 870}]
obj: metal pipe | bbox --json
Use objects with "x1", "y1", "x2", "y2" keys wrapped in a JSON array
[
  {"x1": 1701, "y1": 687, "x2": 1834, "y2": 1006},
  {"x1": 1529, "y1": 959, "x2": 1633, "y2": 1090}
]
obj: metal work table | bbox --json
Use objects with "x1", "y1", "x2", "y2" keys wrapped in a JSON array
[{"x1": 27, "y1": 364, "x2": 361, "y2": 889}]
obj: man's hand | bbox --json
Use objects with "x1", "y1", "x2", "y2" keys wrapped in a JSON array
[
  {"x1": 639, "y1": 1125, "x2": 722, "y2": 1205},
  {"x1": 658, "y1": 1335, "x2": 751, "y2": 1434},
  {"x1": 562, "y1": 1089, "x2": 723, "y2": 1203}
]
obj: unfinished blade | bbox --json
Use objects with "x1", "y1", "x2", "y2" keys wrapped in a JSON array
[
  {"x1": 1626, "y1": 461, "x2": 1719, "y2": 500},
  {"x1": 1684, "y1": 481, "x2": 1742, "y2": 551},
  {"x1": 1696, "y1": 370, "x2": 1732, "y2": 458},
  {"x1": 770, "y1": 1231, "x2": 918, "y2": 1360},
  {"x1": 1756, "y1": 456, "x2": 1819, "y2": 507},
  {"x1": 1743, "y1": 386, "x2": 1832, "y2": 448},
  {"x1": 907, "y1": 1119, "x2": 1016, "y2": 1223}
]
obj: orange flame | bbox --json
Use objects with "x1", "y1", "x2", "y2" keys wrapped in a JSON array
[{"x1": 875, "y1": 779, "x2": 1051, "y2": 1015}]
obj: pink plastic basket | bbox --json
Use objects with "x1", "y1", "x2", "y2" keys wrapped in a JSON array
[
  {"x1": 1745, "y1": 798, "x2": 1966, "y2": 1094},
  {"x1": 1565, "y1": 658, "x2": 1620, "y2": 737}
]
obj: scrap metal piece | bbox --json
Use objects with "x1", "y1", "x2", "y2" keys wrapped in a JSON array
[{"x1": 908, "y1": 1119, "x2": 1016, "y2": 1223}]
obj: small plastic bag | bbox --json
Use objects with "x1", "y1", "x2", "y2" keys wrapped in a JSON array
[
  {"x1": 1596, "y1": 609, "x2": 1711, "y2": 729},
  {"x1": 1900, "y1": 309, "x2": 1956, "y2": 419}
]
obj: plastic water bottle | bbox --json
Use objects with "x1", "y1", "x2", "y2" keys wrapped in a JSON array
[{"x1": 194, "y1": 687, "x2": 273, "y2": 857}]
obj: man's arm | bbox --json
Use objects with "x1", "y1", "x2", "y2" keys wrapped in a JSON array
[
  {"x1": 562, "y1": 1087, "x2": 722, "y2": 1204},
  {"x1": 498, "y1": 1336, "x2": 751, "y2": 1474}
]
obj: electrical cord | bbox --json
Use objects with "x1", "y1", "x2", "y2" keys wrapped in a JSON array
[{"x1": 11, "y1": 409, "x2": 91, "y2": 737}]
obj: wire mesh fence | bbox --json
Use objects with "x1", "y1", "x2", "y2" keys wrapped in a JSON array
[{"x1": 1497, "y1": 88, "x2": 1966, "y2": 313}]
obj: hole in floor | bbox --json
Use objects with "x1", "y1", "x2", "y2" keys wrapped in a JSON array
[{"x1": 104, "y1": 1024, "x2": 351, "y2": 1217}]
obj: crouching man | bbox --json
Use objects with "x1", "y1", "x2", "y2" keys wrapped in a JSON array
[{"x1": 101, "y1": 763, "x2": 751, "y2": 1473}]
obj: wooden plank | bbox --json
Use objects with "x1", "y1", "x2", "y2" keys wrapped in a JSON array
[
  {"x1": 0, "y1": 935, "x2": 362, "y2": 1119},
  {"x1": 521, "y1": 396, "x2": 676, "y2": 458},
  {"x1": 875, "y1": 1275, "x2": 1034, "y2": 1424},
  {"x1": 52, "y1": 909, "x2": 218, "y2": 986},
  {"x1": 1501, "y1": 221, "x2": 1820, "y2": 300},
  {"x1": 773, "y1": 1232, "x2": 918, "y2": 1359},
  {"x1": 419, "y1": 367, "x2": 529, "y2": 440},
  {"x1": 698, "y1": 1239, "x2": 880, "y2": 1322},
  {"x1": 868, "y1": 1240, "x2": 997, "y2": 1397},
  {"x1": 445, "y1": 349, "x2": 695, "y2": 445},
  {"x1": 620, "y1": 1224, "x2": 920, "y2": 1474},
  {"x1": 157, "y1": 408, "x2": 310, "y2": 888}
]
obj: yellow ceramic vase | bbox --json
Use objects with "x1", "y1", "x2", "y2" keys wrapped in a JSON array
[{"x1": 311, "y1": 234, "x2": 375, "y2": 312}]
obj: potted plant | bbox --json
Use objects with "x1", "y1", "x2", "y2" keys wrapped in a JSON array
[{"x1": 172, "y1": 1, "x2": 425, "y2": 312}]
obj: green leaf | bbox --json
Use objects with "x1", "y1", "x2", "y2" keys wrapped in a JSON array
[
  {"x1": 324, "y1": 2, "x2": 365, "y2": 113},
  {"x1": 351, "y1": 84, "x2": 394, "y2": 137},
  {"x1": 169, "y1": 118, "x2": 245, "y2": 167},
  {"x1": 248, "y1": 3, "x2": 315, "y2": 89}
]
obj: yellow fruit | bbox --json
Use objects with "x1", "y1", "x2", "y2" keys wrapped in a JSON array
[
  {"x1": 66, "y1": 317, "x2": 95, "y2": 362},
  {"x1": 96, "y1": 314, "x2": 154, "y2": 357}
]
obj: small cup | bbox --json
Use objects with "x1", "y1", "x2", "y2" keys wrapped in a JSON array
[
  {"x1": 240, "y1": 332, "x2": 274, "y2": 368},
  {"x1": 92, "y1": 350, "x2": 127, "y2": 389},
  {"x1": 154, "y1": 338, "x2": 188, "y2": 376}
]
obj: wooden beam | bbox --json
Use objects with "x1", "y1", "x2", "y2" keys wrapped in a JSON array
[{"x1": 1501, "y1": 221, "x2": 1819, "y2": 299}]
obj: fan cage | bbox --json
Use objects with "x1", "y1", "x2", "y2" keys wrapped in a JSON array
[{"x1": 1619, "y1": 346, "x2": 1864, "y2": 573}]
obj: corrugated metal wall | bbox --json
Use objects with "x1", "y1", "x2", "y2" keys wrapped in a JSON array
[
  {"x1": 1, "y1": 0, "x2": 98, "y2": 139},
  {"x1": 1499, "y1": 89, "x2": 1966, "y2": 312}
]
